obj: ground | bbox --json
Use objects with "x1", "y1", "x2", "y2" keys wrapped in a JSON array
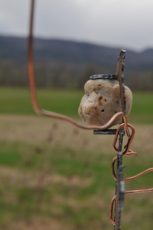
[{"x1": 0, "y1": 115, "x2": 153, "y2": 230}]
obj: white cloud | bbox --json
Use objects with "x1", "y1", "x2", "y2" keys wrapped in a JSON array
[
  {"x1": 0, "y1": 0, "x2": 152, "y2": 50},
  {"x1": 0, "y1": 0, "x2": 29, "y2": 35}
]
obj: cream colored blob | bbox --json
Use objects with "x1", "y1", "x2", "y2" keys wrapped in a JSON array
[{"x1": 78, "y1": 79, "x2": 133, "y2": 126}]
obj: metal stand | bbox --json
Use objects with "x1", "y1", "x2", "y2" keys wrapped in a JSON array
[
  {"x1": 94, "y1": 128, "x2": 125, "y2": 230},
  {"x1": 114, "y1": 129, "x2": 125, "y2": 230},
  {"x1": 94, "y1": 129, "x2": 117, "y2": 135},
  {"x1": 93, "y1": 50, "x2": 126, "y2": 230}
]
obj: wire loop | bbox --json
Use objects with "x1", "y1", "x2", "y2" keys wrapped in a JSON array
[{"x1": 110, "y1": 118, "x2": 153, "y2": 227}]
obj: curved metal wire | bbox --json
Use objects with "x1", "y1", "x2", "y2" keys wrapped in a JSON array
[
  {"x1": 28, "y1": 0, "x2": 126, "y2": 131},
  {"x1": 110, "y1": 123, "x2": 153, "y2": 226}
]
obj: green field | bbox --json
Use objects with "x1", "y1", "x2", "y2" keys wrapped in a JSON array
[
  {"x1": 0, "y1": 87, "x2": 152, "y2": 123},
  {"x1": 0, "y1": 88, "x2": 152, "y2": 229}
]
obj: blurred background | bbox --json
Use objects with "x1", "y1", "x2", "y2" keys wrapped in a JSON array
[{"x1": 0, "y1": 0, "x2": 153, "y2": 229}]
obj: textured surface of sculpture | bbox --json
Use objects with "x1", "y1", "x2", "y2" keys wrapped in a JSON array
[{"x1": 78, "y1": 78, "x2": 133, "y2": 126}]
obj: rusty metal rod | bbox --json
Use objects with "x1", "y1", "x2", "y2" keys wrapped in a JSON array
[{"x1": 27, "y1": 0, "x2": 126, "y2": 130}]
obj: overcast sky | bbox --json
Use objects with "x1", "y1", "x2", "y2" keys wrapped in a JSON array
[{"x1": 0, "y1": 0, "x2": 153, "y2": 51}]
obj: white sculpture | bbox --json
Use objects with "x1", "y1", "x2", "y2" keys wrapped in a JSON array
[{"x1": 78, "y1": 78, "x2": 133, "y2": 126}]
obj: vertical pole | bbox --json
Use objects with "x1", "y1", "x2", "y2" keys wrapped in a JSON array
[
  {"x1": 116, "y1": 50, "x2": 126, "y2": 114},
  {"x1": 28, "y1": 0, "x2": 41, "y2": 113},
  {"x1": 29, "y1": 0, "x2": 35, "y2": 39},
  {"x1": 114, "y1": 50, "x2": 126, "y2": 230},
  {"x1": 114, "y1": 129, "x2": 125, "y2": 230}
]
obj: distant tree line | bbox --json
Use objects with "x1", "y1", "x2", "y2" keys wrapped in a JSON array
[{"x1": 0, "y1": 61, "x2": 153, "y2": 91}]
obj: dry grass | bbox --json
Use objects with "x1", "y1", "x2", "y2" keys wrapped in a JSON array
[
  {"x1": 0, "y1": 115, "x2": 153, "y2": 153},
  {"x1": 0, "y1": 115, "x2": 153, "y2": 230}
]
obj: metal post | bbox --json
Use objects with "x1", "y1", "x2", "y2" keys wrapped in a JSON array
[
  {"x1": 114, "y1": 129, "x2": 125, "y2": 230},
  {"x1": 114, "y1": 49, "x2": 126, "y2": 230}
]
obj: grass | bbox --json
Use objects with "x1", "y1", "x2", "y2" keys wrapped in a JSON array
[
  {"x1": 0, "y1": 141, "x2": 112, "y2": 229},
  {"x1": 130, "y1": 92, "x2": 153, "y2": 124},
  {"x1": 0, "y1": 87, "x2": 152, "y2": 123},
  {"x1": 0, "y1": 139, "x2": 152, "y2": 229},
  {"x1": 0, "y1": 87, "x2": 152, "y2": 229},
  {"x1": 0, "y1": 115, "x2": 153, "y2": 229},
  {"x1": 0, "y1": 87, "x2": 82, "y2": 117}
]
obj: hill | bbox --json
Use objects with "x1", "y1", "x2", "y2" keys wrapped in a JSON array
[
  {"x1": 0, "y1": 35, "x2": 153, "y2": 90},
  {"x1": 0, "y1": 35, "x2": 153, "y2": 71}
]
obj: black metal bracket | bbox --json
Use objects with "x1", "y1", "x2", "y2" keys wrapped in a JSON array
[
  {"x1": 90, "y1": 74, "x2": 118, "y2": 81},
  {"x1": 94, "y1": 129, "x2": 117, "y2": 135}
]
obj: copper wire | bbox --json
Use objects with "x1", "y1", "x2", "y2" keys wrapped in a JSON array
[
  {"x1": 28, "y1": 0, "x2": 126, "y2": 131},
  {"x1": 125, "y1": 167, "x2": 153, "y2": 181},
  {"x1": 113, "y1": 122, "x2": 135, "y2": 154},
  {"x1": 110, "y1": 195, "x2": 116, "y2": 225},
  {"x1": 110, "y1": 185, "x2": 153, "y2": 225},
  {"x1": 110, "y1": 122, "x2": 153, "y2": 225}
]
